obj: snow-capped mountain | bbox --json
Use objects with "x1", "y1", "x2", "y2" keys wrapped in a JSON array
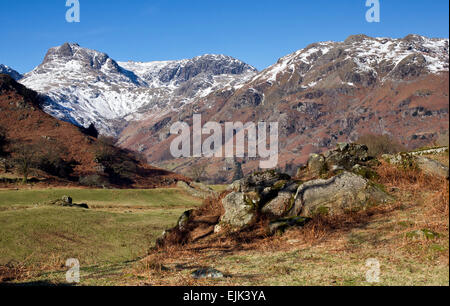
[
  {"x1": 20, "y1": 43, "x2": 257, "y2": 135},
  {"x1": 116, "y1": 34, "x2": 449, "y2": 180},
  {"x1": 251, "y1": 34, "x2": 448, "y2": 88},
  {"x1": 13, "y1": 35, "x2": 450, "y2": 180},
  {"x1": 0, "y1": 64, "x2": 22, "y2": 81}
]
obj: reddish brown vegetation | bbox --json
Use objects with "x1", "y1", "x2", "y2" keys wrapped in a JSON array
[
  {"x1": 152, "y1": 160, "x2": 449, "y2": 264},
  {"x1": 0, "y1": 74, "x2": 185, "y2": 188}
]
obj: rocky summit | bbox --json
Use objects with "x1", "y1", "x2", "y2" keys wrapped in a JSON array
[
  {"x1": 19, "y1": 43, "x2": 257, "y2": 136},
  {"x1": 0, "y1": 64, "x2": 22, "y2": 81}
]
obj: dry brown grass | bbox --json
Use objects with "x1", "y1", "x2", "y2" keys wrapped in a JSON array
[
  {"x1": 0, "y1": 263, "x2": 31, "y2": 283},
  {"x1": 132, "y1": 160, "x2": 449, "y2": 286}
]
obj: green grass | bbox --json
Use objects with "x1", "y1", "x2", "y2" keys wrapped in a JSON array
[
  {"x1": 0, "y1": 188, "x2": 200, "y2": 209},
  {"x1": 208, "y1": 185, "x2": 227, "y2": 193},
  {"x1": 0, "y1": 187, "x2": 203, "y2": 284}
]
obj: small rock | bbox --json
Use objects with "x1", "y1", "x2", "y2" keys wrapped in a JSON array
[
  {"x1": 191, "y1": 268, "x2": 224, "y2": 279},
  {"x1": 62, "y1": 196, "x2": 72, "y2": 205},
  {"x1": 268, "y1": 216, "x2": 311, "y2": 235}
]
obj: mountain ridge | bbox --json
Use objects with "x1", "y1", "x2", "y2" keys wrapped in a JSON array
[
  {"x1": 4, "y1": 34, "x2": 449, "y2": 181},
  {"x1": 19, "y1": 43, "x2": 257, "y2": 135},
  {"x1": 115, "y1": 34, "x2": 449, "y2": 181}
]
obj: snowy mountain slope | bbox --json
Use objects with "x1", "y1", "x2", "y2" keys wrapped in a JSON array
[
  {"x1": 116, "y1": 34, "x2": 449, "y2": 181},
  {"x1": 19, "y1": 43, "x2": 257, "y2": 135},
  {"x1": 0, "y1": 64, "x2": 23, "y2": 81},
  {"x1": 251, "y1": 34, "x2": 449, "y2": 88}
]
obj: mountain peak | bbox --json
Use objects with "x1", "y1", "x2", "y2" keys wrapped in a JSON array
[
  {"x1": 20, "y1": 44, "x2": 257, "y2": 135},
  {"x1": 42, "y1": 43, "x2": 113, "y2": 69},
  {"x1": 0, "y1": 64, "x2": 23, "y2": 81}
]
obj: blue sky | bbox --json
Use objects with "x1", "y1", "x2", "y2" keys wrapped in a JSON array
[{"x1": 0, "y1": 0, "x2": 448, "y2": 73}]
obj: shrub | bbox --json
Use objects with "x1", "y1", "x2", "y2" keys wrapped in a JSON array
[
  {"x1": 93, "y1": 136, "x2": 138, "y2": 185},
  {"x1": 356, "y1": 134, "x2": 406, "y2": 157},
  {"x1": 79, "y1": 123, "x2": 99, "y2": 138},
  {"x1": 11, "y1": 142, "x2": 39, "y2": 183},
  {"x1": 232, "y1": 161, "x2": 244, "y2": 181},
  {"x1": 189, "y1": 161, "x2": 207, "y2": 182},
  {"x1": 34, "y1": 139, "x2": 76, "y2": 179}
]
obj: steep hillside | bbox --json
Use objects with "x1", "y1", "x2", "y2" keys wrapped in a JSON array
[
  {"x1": 0, "y1": 74, "x2": 184, "y2": 187},
  {"x1": 19, "y1": 43, "x2": 257, "y2": 135},
  {"x1": 117, "y1": 34, "x2": 449, "y2": 180}
]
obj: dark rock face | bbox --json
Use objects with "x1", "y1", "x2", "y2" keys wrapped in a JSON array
[
  {"x1": 20, "y1": 43, "x2": 257, "y2": 136},
  {"x1": 158, "y1": 55, "x2": 256, "y2": 84},
  {"x1": 232, "y1": 88, "x2": 264, "y2": 109},
  {"x1": 390, "y1": 53, "x2": 427, "y2": 79}
]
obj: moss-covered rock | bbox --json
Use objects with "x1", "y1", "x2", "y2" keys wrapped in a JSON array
[
  {"x1": 219, "y1": 192, "x2": 258, "y2": 230},
  {"x1": 261, "y1": 191, "x2": 295, "y2": 218},
  {"x1": 289, "y1": 172, "x2": 391, "y2": 218}
]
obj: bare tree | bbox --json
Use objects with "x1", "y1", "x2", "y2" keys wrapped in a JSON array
[
  {"x1": 12, "y1": 142, "x2": 38, "y2": 183},
  {"x1": 357, "y1": 134, "x2": 406, "y2": 157},
  {"x1": 0, "y1": 126, "x2": 9, "y2": 173},
  {"x1": 189, "y1": 161, "x2": 207, "y2": 182}
]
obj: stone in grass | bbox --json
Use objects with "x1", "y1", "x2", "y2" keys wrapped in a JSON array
[
  {"x1": 62, "y1": 195, "x2": 73, "y2": 205},
  {"x1": 268, "y1": 216, "x2": 311, "y2": 235},
  {"x1": 191, "y1": 267, "x2": 224, "y2": 279}
]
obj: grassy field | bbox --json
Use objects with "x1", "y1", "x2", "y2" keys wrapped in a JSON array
[
  {"x1": 0, "y1": 158, "x2": 448, "y2": 286},
  {"x1": 0, "y1": 187, "x2": 203, "y2": 285}
]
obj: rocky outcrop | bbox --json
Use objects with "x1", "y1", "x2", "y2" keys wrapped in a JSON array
[
  {"x1": 177, "y1": 181, "x2": 217, "y2": 199},
  {"x1": 217, "y1": 144, "x2": 393, "y2": 232},
  {"x1": 415, "y1": 157, "x2": 449, "y2": 179},
  {"x1": 300, "y1": 143, "x2": 376, "y2": 178},
  {"x1": 288, "y1": 172, "x2": 390, "y2": 218},
  {"x1": 158, "y1": 144, "x2": 450, "y2": 248},
  {"x1": 383, "y1": 147, "x2": 449, "y2": 178}
]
